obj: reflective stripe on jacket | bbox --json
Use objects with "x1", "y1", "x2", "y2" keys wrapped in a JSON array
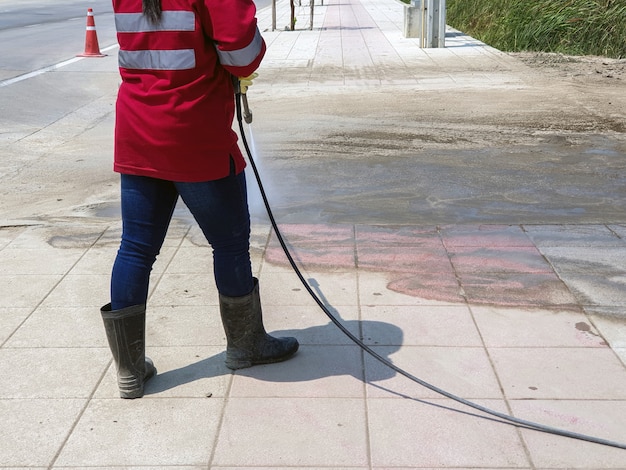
[{"x1": 112, "y1": 0, "x2": 265, "y2": 182}]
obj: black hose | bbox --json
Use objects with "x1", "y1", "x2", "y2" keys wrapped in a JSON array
[{"x1": 234, "y1": 90, "x2": 626, "y2": 451}]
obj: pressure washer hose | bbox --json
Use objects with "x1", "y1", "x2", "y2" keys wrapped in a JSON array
[{"x1": 234, "y1": 89, "x2": 626, "y2": 451}]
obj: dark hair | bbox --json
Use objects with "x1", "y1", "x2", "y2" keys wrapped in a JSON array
[{"x1": 143, "y1": 0, "x2": 162, "y2": 24}]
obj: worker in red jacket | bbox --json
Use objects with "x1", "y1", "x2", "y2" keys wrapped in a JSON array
[{"x1": 100, "y1": 0, "x2": 298, "y2": 399}]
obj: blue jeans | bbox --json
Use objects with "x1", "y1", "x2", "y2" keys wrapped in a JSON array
[{"x1": 110, "y1": 169, "x2": 254, "y2": 310}]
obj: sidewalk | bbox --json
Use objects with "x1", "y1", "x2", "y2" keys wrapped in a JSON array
[
  {"x1": 1, "y1": 0, "x2": 625, "y2": 468},
  {"x1": 255, "y1": 0, "x2": 527, "y2": 90}
]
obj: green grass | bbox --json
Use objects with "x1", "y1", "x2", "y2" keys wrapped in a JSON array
[{"x1": 445, "y1": 0, "x2": 626, "y2": 58}]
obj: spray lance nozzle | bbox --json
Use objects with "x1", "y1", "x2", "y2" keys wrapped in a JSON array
[
  {"x1": 233, "y1": 74, "x2": 254, "y2": 124},
  {"x1": 241, "y1": 93, "x2": 253, "y2": 124}
]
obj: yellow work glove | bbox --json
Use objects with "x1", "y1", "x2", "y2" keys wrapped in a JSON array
[{"x1": 238, "y1": 72, "x2": 258, "y2": 94}]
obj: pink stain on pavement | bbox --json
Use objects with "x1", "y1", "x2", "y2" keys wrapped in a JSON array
[{"x1": 265, "y1": 224, "x2": 578, "y2": 308}]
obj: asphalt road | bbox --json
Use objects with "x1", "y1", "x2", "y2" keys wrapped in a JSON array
[
  {"x1": 0, "y1": 0, "x2": 115, "y2": 80},
  {"x1": 0, "y1": 0, "x2": 270, "y2": 81}
]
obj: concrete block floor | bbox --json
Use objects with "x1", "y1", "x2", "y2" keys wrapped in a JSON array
[{"x1": 1, "y1": 220, "x2": 626, "y2": 468}]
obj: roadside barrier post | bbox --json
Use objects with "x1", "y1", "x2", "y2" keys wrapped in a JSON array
[{"x1": 404, "y1": 0, "x2": 446, "y2": 47}]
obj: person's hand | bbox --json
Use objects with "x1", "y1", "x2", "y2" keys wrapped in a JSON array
[{"x1": 239, "y1": 72, "x2": 258, "y2": 94}]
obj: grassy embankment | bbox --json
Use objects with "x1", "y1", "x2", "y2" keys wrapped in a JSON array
[{"x1": 444, "y1": 0, "x2": 625, "y2": 58}]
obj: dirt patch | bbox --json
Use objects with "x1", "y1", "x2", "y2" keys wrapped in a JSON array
[
  {"x1": 248, "y1": 50, "x2": 626, "y2": 225},
  {"x1": 510, "y1": 51, "x2": 626, "y2": 81},
  {"x1": 506, "y1": 52, "x2": 626, "y2": 134}
]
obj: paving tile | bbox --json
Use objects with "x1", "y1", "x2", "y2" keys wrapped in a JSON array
[
  {"x1": 540, "y1": 246, "x2": 626, "y2": 274},
  {"x1": 4, "y1": 306, "x2": 107, "y2": 348},
  {"x1": 584, "y1": 305, "x2": 626, "y2": 318},
  {"x1": 71, "y1": 244, "x2": 176, "y2": 275},
  {"x1": 89, "y1": 224, "x2": 124, "y2": 248},
  {"x1": 589, "y1": 315, "x2": 626, "y2": 349},
  {"x1": 249, "y1": 246, "x2": 265, "y2": 276},
  {"x1": 358, "y1": 270, "x2": 463, "y2": 306},
  {"x1": 509, "y1": 399, "x2": 626, "y2": 468},
  {"x1": 608, "y1": 224, "x2": 626, "y2": 240},
  {"x1": 212, "y1": 397, "x2": 368, "y2": 467},
  {"x1": 213, "y1": 468, "x2": 366, "y2": 470},
  {"x1": 55, "y1": 467, "x2": 204, "y2": 470},
  {"x1": 265, "y1": 224, "x2": 355, "y2": 271},
  {"x1": 355, "y1": 224, "x2": 440, "y2": 246},
  {"x1": 258, "y1": 270, "x2": 357, "y2": 306},
  {"x1": 490, "y1": 347, "x2": 626, "y2": 399},
  {"x1": 615, "y1": 347, "x2": 626, "y2": 367},
  {"x1": 358, "y1": 244, "x2": 454, "y2": 273},
  {"x1": 586, "y1": 314, "x2": 626, "y2": 366},
  {"x1": 460, "y1": 272, "x2": 579, "y2": 308},
  {"x1": 231, "y1": 345, "x2": 365, "y2": 398},
  {"x1": 94, "y1": 346, "x2": 231, "y2": 399},
  {"x1": 524, "y1": 224, "x2": 625, "y2": 247},
  {"x1": 5, "y1": 224, "x2": 103, "y2": 250},
  {"x1": 0, "y1": 275, "x2": 61, "y2": 311},
  {"x1": 557, "y1": 272, "x2": 626, "y2": 307},
  {"x1": 385, "y1": 271, "x2": 465, "y2": 304},
  {"x1": 365, "y1": 345, "x2": 503, "y2": 399},
  {"x1": 0, "y1": 398, "x2": 85, "y2": 467},
  {"x1": 472, "y1": 306, "x2": 608, "y2": 348},
  {"x1": 55, "y1": 398, "x2": 223, "y2": 467},
  {"x1": 264, "y1": 243, "x2": 357, "y2": 271},
  {"x1": 286, "y1": 30, "x2": 319, "y2": 60},
  {"x1": 163, "y1": 245, "x2": 213, "y2": 274},
  {"x1": 0, "y1": 225, "x2": 27, "y2": 249},
  {"x1": 0, "y1": 247, "x2": 84, "y2": 274},
  {"x1": 249, "y1": 223, "x2": 272, "y2": 248},
  {"x1": 268, "y1": 223, "x2": 355, "y2": 245},
  {"x1": 449, "y1": 246, "x2": 554, "y2": 274},
  {"x1": 38, "y1": 274, "x2": 110, "y2": 308},
  {"x1": 440, "y1": 224, "x2": 534, "y2": 247},
  {"x1": 63, "y1": 244, "x2": 116, "y2": 274},
  {"x1": 259, "y1": 304, "x2": 360, "y2": 345},
  {"x1": 360, "y1": 304, "x2": 483, "y2": 347},
  {"x1": 146, "y1": 305, "x2": 225, "y2": 347},
  {"x1": 368, "y1": 398, "x2": 530, "y2": 467},
  {"x1": 0, "y1": 347, "x2": 109, "y2": 398},
  {"x1": 370, "y1": 468, "x2": 530, "y2": 470},
  {"x1": 6, "y1": 467, "x2": 48, "y2": 470},
  {"x1": 301, "y1": 271, "x2": 359, "y2": 305},
  {"x1": 148, "y1": 273, "x2": 220, "y2": 306},
  {"x1": 0, "y1": 307, "x2": 31, "y2": 345}
]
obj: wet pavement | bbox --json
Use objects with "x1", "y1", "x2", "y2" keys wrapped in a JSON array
[{"x1": 1, "y1": 0, "x2": 626, "y2": 467}]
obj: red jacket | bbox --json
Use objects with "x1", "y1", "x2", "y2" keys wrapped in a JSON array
[{"x1": 112, "y1": 0, "x2": 265, "y2": 182}]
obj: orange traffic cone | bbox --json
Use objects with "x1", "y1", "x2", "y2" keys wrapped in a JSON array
[{"x1": 78, "y1": 8, "x2": 106, "y2": 57}]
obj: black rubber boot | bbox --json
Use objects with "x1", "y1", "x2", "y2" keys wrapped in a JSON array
[
  {"x1": 219, "y1": 278, "x2": 299, "y2": 370},
  {"x1": 100, "y1": 303, "x2": 157, "y2": 399}
]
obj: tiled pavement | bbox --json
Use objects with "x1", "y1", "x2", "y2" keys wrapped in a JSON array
[
  {"x1": 1, "y1": 0, "x2": 626, "y2": 468},
  {"x1": 2, "y1": 220, "x2": 626, "y2": 468}
]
